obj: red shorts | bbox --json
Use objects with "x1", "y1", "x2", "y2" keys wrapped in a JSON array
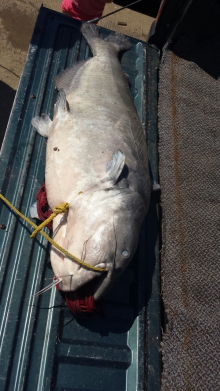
[{"x1": 61, "y1": 0, "x2": 105, "y2": 22}]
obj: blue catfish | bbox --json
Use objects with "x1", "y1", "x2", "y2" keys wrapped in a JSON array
[{"x1": 31, "y1": 23, "x2": 150, "y2": 302}]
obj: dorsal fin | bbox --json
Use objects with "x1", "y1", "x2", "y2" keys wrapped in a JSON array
[{"x1": 54, "y1": 59, "x2": 90, "y2": 94}]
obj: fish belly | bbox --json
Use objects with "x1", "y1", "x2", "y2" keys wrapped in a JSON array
[{"x1": 46, "y1": 55, "x2": 149, "y2": 209}]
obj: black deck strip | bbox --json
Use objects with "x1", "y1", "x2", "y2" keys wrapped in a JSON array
[
  {"x1": 0, "y1": 7, "x2": 160, "y2": 391},
  {"x1": 158, "y1": 35, "x2": 220, "y2": 391}
]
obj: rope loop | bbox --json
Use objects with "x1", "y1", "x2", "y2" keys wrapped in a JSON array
[
  {"x1": 30, "y1": 202, "x2": 70, "y2": 238},
  {"x1": 0, "y1": 193, "x2": 106, "y2": 273}
]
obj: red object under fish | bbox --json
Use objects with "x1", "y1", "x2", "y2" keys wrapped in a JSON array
[
  {"x1": 36, "y1": 183, "x2": 53, "y2": 230},
  {"x1": 36, "y1": 183, "x2": 101, "y2": 316}
]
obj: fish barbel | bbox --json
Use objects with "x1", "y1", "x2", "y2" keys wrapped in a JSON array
[{"x1": 31, "y1": 23, "x2": 150, "y2": 303}]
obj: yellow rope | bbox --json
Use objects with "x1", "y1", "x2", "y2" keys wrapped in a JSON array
[
  {"x1": 30, "y1": 202, "x2": 70, "y2": 238},
  {"x1": 0, "y1": 193, "x2": 106, "y2": 273}
]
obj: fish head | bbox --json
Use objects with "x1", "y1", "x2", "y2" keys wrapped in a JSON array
[
  {"x1": 93, "y1": 189, "x2": 146, "y2": 300},
  {"x1": 55, "y1": 189, "x2": 146, "y2": 301}
]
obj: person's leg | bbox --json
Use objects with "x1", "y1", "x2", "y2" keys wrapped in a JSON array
[
  {"x1": 61, "y1": 0, "x2": 77, "y2": 18},
  {"x1": 62, "y1": 10, "x2": 72, "y2": 17}
]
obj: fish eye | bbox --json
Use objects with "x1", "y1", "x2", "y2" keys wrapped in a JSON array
[{"x1": 122, "y1": 250, "x2": 129, "y2": 257}]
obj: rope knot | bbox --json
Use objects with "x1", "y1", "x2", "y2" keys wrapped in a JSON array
[
  {"x1": 30, "y1": 202, "x2": 70, "y2": 238},
  {"x1": 53, "y1": 202, "x2": 69, "y2": 214}
]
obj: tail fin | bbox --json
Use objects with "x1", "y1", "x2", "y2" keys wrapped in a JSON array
[
  {"x1": 81, "y1": 23, "x2": 102, "y2": 56},
  {"x1": 81, "y1": 23, "x2": 100, "y2": 41},
  {"x1": 81, "y1": 23, "x2": 131, "y2": 56},
  {"x1": 104, "y1": 32, "x2": 131, "y2": 54}
]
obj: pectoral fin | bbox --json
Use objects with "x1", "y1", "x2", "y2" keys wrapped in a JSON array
[
  {"x1": 106, "y1": 150, "x2": 125, "y2": 185},
  {"x1": 31, "y1": 114, "x2": 52, "y2": 138},
  {"x1": 79, "y1": 150, "x2": 126, "y2": 194}
]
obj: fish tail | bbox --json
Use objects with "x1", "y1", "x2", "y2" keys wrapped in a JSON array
[
  {"x1": 104, "y1": 32, "x2": 131, "y2": 54},
  {"x1": 81, "y1": 23, "x2": 100, "y2": 41},
  {"x1": 81, "y1": 23, "x2": 103, "y2": 56},
  {"x1": 81, "y1": 23, "x2": 131, "y2": 56}
]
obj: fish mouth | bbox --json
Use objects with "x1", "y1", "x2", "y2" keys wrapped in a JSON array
[{"x1": 56, "y1": 279, "x2": 102, "y2": 317}]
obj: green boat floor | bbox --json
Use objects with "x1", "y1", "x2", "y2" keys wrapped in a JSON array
[{"x1": 0, "y1": 7, "x2": 160, "y2": 391}]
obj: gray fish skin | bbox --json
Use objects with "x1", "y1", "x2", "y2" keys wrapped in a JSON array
[{"x1": 31, "y1": 24, "x2": 150, "y2": 301}]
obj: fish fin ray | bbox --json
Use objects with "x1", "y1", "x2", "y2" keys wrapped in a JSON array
[
  {"x1": 81, "y1": 23, "x2": 102, "y2": 56},
  {"x1": 54, "y1": 59, "x2": 90, "y2": 94},
  {"x1": 31, "y1": 114, "x2": 52, "y2": 138},
  {"x1": 81, "y1": 23, "x2": 100, "y2": 41},
  {"x1": 104, "y1": 32, "x2": 131, "y2": 54},
  {"x1": 106, "y1": 150, "x2": 125, "y2": 184},
  {"x1": 81, "y1": 24, "x2": 131, "y2": 56},
  {"x1": 55, "y1": 89, "x2": 69, "y2": 113}
]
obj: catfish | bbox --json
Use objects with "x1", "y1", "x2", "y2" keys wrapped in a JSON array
[{"x1": 31, "y1": 23, "x2": 150, "y2": 302}]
